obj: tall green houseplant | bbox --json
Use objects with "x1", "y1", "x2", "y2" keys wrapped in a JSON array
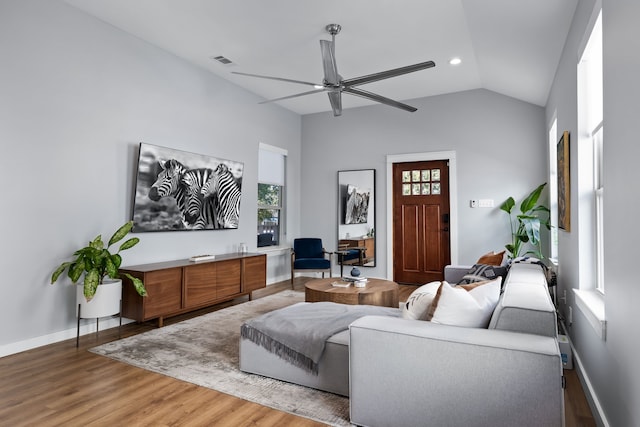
[
  {"x1": 500, "y1": 183, "x2": 551, "y2": 259},
  {"x1": 51, "y1": 221, "x2": 147, "y2": 301}
]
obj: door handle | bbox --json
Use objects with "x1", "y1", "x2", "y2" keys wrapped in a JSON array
[{"x1": 442, "y1": 227, "x2": 449, "y2": 232}]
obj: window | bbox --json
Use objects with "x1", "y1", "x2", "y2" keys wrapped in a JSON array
[
  {"x1": 593, "y1": 124, "x2": 604, "y2": 292},
  {"x1": 578, "y1": 9, "x2": 604, "y2": 292},
  {"x1": 548, "y1": 117, "x2": 558, "y2": 261},
  {"x1": 257, "y1": 143, "x2": 286, "y2": 248}
]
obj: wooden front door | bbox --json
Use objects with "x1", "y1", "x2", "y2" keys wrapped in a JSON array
[{"x1": 393, "y1": 160, "x2": 451, "y2": 284}]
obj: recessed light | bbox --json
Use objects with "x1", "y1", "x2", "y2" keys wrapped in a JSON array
[{"x1": 449, "y1": 57, "x2": 462, "y2": 66}]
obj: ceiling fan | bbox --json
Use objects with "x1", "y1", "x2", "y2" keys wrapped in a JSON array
[{"x1": 232, "y1": 24, "x2": 436, "y2": 117}]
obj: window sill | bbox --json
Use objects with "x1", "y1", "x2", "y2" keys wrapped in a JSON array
[{"x1": 573, "y1": 289, "x2": 607, "y2": 340}]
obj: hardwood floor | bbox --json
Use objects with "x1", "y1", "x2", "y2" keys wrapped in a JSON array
[{"x1": 0, "y1": 278, "x2": 595, "y2": 426}]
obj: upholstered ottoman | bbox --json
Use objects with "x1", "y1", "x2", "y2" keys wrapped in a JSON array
[{"x1": 239, "y1": 301, "x2": 399, "y2": 396}]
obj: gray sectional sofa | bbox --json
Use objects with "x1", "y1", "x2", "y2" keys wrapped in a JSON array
[{"x1": 239, "y1": 262, "x2": 564, "y2": 427}]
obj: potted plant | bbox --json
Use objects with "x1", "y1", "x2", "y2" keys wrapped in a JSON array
[
  {"x1": 51, "y1": 221, "x2": 147, "y2": 317},
  {"x1": 500, "y1": 183, "x2": 551, "y2": 259}
]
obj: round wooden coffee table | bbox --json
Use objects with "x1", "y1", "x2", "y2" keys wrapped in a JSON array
[{"x1": 305, "y1": 277, "x2": 399, "y2": 308}]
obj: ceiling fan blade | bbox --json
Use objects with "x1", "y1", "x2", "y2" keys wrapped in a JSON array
[
  {"x1": 232, "y1": 71, "x2": 319, "y2": 87},
  {"x1": 342, "y1": 60, "x2": 435, "y2": 88},
  {"x1": 327, "y1": 91, "x2": 342, "y2": 117},
  {"x1": 343, "y1": 87, "x2": 417, "y2": 112},
  {"x1": 258, "y1": 88, "x2": 326, "y2": 104},
  {"x1": 320, "y1": 40, "x2": 340, "y2": 85}
]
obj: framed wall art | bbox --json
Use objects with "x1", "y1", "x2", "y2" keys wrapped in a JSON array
[
  {"x1": 131, "y1": 142, "x2": 244, "y2": 232},
  {"x1": 557, "y1": 131, "x2": 570, "y2": 231}
]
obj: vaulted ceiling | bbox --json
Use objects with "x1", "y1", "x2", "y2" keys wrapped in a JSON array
[{"x1": 64, "y1": 0, "x2": 578, "y2": 115}]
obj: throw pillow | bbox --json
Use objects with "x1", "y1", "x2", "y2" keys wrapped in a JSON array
[
  {"x1": 457, "y1": 264, "x2": 508, "y2": 286},
  {"x1": 476, "y1": 250, "x2": 506, "y2": 266},
  {"x1": 426, "y1": 278, "x2": 501, "y2": 328},
  {"x1": 401, "y1": 281, "x2": 443, "y2": 320}
]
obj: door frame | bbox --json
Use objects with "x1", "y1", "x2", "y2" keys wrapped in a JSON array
[{"x1": 386, "y1": 151, "x2": 459, "y2": 280}]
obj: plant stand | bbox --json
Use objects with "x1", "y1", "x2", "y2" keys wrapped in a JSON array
[
  {"x1": 75, "y1": 279, "x2": 123, "y2": 347},
  {"x1": 76, "y1": 301, "x2": 122, "y2": 347}
]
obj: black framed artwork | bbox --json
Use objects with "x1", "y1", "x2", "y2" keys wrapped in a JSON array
[
  {"x1": 557, "y1": 131, "x2": 570, "y2": 231},
  {"x1": 131, "y1": 142, "x2": 244, "y2": 232}
]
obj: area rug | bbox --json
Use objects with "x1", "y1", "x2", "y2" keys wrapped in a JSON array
[{"x1": 90, "y1": 290, "x2": 351, "y2": 426}]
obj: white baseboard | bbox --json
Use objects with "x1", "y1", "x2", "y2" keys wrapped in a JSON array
[
  {"x1": 2, "y1": 278, "x2": 290, "y2": 358},
  {"x1": 564, "y1": 328, "x2": 610, "y2": 427},
  {"x1": 0, "y1": 316, "x2": 134, "y2": 358},
  {"x1": 267, "y1": 274, "x2": 291, "y2": 285}
]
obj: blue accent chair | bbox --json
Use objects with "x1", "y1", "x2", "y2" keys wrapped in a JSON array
[{"x1": 291, "y1": 238, "x2": 332, "y2": 288}]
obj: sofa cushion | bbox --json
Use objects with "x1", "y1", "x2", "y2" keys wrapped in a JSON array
[
  {"x1": 489, "y1": 264, "x2": 557, "y2": 337},
  {"x1": 426, "y1": 278, "x2": 501, "y2": 328},
  {"x1": 457, "y1": 264, "x2": 507, "y2": 287},
  {"x1": 504, "y1": 262, "x2": 548, "y2": 287},
  {"x1": 476, "y1": 250, "x2": 506, "y2": 266},
  {"x1": 401, "y1": 281, "x2": 443, "y2": 320}
]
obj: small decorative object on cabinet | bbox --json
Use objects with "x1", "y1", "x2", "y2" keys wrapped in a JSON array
[
  {"x1": 50, "y1": 221, "x2": 147, "y2": 346},
  {"x1": 350, "y1": 267, "x2": 361, "y2": 277},
  {"x1": 120, "y1": 252, "x2": 266, "y2": 327}
]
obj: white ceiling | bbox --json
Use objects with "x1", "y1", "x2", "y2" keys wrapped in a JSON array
[{"x1": 64, "y1": 0, "x2": 578, "y2": 116}]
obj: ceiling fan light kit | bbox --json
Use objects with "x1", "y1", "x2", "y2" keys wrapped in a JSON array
[{"x1": 232, "y1": 23, "x2": 435, "y2": 117}]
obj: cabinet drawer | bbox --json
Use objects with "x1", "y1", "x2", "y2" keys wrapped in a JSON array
[
  {"x1": 244, "y1": 255, "x2": 266, "y2": 292},
  {"x1": 144, "y1": 269, "x2": 182, "y2": 319},
  {"x1": 184, "y1": 262, "x2": 218, "y2": 308},
  {"x1": 216, "y1": 259, "x2": 241, "y2": 298}
]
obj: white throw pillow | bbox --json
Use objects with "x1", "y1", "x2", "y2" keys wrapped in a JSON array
[
  {"x1": 401, "y1": 281, "x2": 444, "y2": 320},
  {"x1": 426, "y1": 278, "x2": 501, "y2": 328}
]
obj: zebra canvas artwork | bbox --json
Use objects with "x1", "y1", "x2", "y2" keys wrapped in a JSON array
[
  {"x1": 131, "y1": 143, "x2": 243, "y2": 232},
  {"x1": 344, "y1": 184, "x2": 371, "y2": 225}
]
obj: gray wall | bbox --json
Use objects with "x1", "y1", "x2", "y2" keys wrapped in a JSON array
[
  {"x1": 546, "y1": 0, "x2": 640, "y2": 424},
  {"x1": 0, "y1": 0, "x2": 301, "y2": 352},
  {"x1": 301, "y1": 89, "x2": 547, "y2": 279},
  {"x1": 7, "y1": 6, "x2": 631, "y2": 424}
]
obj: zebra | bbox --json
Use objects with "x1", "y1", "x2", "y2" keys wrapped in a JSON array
[
  {"x1": 181, "y1": 167, "x2": 220, "y2": 229},
  {"x1": 148, "y1": 159, "x2": 212, "y2": 230},
  {"x1": 205, "y1": 163, "x2": 242, "y2": 229}
]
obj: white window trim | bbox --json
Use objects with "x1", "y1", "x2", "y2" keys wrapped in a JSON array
[
  {"x1": 548, "y1": 115, "x2": 559, "y2": 264},
  {"x1": 257, "y1": 143, "x2": 288, "y2": 251},
  {"x1": 574, "y1": 289, "x2": 606, "y2": 340},
  {"x1": 574, "y1": 4, "x2": 605, "y2": 340}
]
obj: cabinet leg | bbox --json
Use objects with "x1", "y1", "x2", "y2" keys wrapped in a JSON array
[
  {"x1": 76, "y1": 304, "x2": 81, "y2": 348},
  {"x1": 158, "y1": 317, "x2": 164, "y2": 328},
  {"x1": 118, "y1": 299, "x2": 122, "y2": 339}
]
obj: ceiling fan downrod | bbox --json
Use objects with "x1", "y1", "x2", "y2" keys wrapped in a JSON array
[{"x1": 325, "y1": 23, "x2": 341, "y2": 36}]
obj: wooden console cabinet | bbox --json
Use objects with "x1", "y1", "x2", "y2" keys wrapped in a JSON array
[
  {"x1": 339, "y1": 237, "x2": 375, "y2": 264},
  {"x1": 120, "y1": 252, "x2": 266, "y2": 326}
]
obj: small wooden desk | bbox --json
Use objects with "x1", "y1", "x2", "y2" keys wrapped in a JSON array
[{"x1": 305, "y1": 277, "x2": 399, "y2": 308}]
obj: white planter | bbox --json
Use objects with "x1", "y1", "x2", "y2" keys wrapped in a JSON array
[{"x1": 76, "y1": 279, "x2": 122, "y2": 319}]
